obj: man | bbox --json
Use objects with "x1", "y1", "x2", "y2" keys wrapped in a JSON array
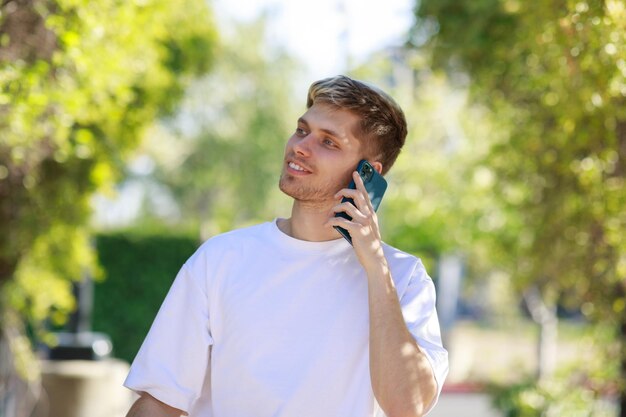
[{"x1": 124, "y1": 75, "x2": 448, "y2": 417}]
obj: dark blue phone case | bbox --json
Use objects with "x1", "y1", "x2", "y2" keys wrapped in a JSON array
[{"x1": 334, "y1": 160, "x2": 387, "y2": 245}]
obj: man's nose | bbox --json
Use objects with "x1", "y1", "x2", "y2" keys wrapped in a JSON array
[{"x1": 292, "y1": 134, "x2": 314, "y2": 156}]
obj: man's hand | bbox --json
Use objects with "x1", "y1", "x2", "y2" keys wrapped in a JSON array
[{"x1": 325, "y1": 170, "x2": 387, "y2": 272}]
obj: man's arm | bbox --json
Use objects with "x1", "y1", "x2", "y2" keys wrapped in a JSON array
[
  {"x1": 126, "y1": 393, "x2": 186, "y2": 417},
  {"x1": 366, "y1": 263, "x2": 438, "y2": 417},
  {"x1": 327, "y1": 171, "x2": 439, "y2": 417}
]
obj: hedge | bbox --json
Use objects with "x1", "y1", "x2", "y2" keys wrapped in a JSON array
[{"x1": 93, "y1": 232, "x2": 199, "y2": 363}]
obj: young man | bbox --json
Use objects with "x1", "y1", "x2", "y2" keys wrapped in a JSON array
[{"x1": 124, "y1": 75, "x2": 448, "y2": 417}]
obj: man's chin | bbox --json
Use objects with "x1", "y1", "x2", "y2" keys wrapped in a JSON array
[
  {"x1": 278, "y1": 178, "x2": 332, "y2": 203},
  {"x1": 278, "y1": 179, "x2": 302, "y2": 200},
  {"x1": 278, "y1": 174, "x2": 292, "y2": 195}
]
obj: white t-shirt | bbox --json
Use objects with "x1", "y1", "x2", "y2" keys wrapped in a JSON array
[{"x1": 124, "y1": 219, "x2": 448, "y2": 416}]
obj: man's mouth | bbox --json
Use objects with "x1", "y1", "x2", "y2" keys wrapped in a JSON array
[{"x1": 287, "y1": 161, "x2": 311, "y2": 173}]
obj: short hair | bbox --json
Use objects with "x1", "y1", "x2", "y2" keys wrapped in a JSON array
[{"x1": 306, "y1": 75, "x2": 407, "y2": 175}]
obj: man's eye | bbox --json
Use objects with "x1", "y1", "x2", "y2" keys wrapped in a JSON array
[
  {"x1": 295, "y1": 128, "x2": 307, "y2": 135},
  {"x1": 323, "y1": 138, "x2": 336, "y2": 147}
]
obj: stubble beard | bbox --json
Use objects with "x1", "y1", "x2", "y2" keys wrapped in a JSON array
[{"x1": 278, "y1": 171, "x2": 343, "y2": 206}]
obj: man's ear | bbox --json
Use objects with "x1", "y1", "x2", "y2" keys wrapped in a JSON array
[{"x1": 370, "y1": 161, "x2": 383, "y2": 174}]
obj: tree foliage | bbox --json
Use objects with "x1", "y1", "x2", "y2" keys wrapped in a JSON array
[
  {"x1": 414, "y1": 0, "x2": 626, "y2": 410},
  {"x1": 0, "y1": 0, "x2": 216, "y2": 379},
  {"x1": 147, "y1": 16, "x2": 298, "y2": 236},
  {"x1": 350, "y1": 53, "x2": 495, "y2": 281}
]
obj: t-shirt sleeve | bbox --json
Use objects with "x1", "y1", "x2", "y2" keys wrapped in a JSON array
[
  {"x1": 124, "y1": 263, "x2": 213, "y2": 413},
  {"x1": 399, "y1": 260, "x2": 449, "y2": 415}
]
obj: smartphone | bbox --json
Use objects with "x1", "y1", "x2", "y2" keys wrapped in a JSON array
[{"x1": 334, "y1": 159, "x2": 388, "y2": 245}]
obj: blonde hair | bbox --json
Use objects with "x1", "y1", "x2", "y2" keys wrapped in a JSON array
[{"x1": 307, "y1": 75, "x2": 407, "y2": 175}]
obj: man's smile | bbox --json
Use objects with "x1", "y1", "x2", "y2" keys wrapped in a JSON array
[{"x1": 286, "y1": 160, "x2": 313, "y2": 175}]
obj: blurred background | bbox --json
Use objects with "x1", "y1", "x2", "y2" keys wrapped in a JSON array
[{"x1": 0, "y1": 0, "x2": 624, "y2": 416}]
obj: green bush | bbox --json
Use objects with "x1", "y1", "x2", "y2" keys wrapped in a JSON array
[
  {"x1": 93, "y1": 232, "x2": 199, "y2": 363},
  {"x1": 490, "y1": 378, "x2": 616, "y2": 417}
]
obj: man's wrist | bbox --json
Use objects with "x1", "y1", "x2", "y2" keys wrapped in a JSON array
[{"x1": 363, "y1": 257, "x2": 393, "y2": 285}]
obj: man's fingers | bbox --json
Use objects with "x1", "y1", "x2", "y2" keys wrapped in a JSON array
[
  {"x1": 335, "y1": 189, "x2": 369, "y2": 215},
  {"x1": 353, "y1": 171, "x2": 376, "y2": 212},
  {"x1": 331, "y1": 201, "x2": 367, "y2": 221}
]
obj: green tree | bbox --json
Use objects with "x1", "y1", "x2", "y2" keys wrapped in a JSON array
[
  {"x1": 0, "y1": 0, "x2": 216, "y2": 405},
  {"x1": 147, "y1": 16, "x2": 298, "y2": 236},
  {"x1": 350, "y1": 51, "x2": 496, "y2": 288},
  {"x1": 415, "y1": 0, "x2": 626, "y2": 414}
]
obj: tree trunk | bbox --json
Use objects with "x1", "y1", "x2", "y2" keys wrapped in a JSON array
[
  {"x1": 537, "y1": 306, "x2": 557, "y2": 380},
  {"x1": 523, "y1": 285, "x2": 558, "y2": 380},
  {"x1": 617, "y1": 318, "x2": 626, "y2": 417},
  {"x1": 0, "y1": 323, "x2": 41, "y2": 417}
]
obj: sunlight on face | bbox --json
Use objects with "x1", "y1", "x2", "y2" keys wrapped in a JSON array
[{"x1": 279, "y1": 104, "x2": 363, "y2": 205}]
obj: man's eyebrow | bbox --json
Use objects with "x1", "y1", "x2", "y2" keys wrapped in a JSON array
[{"x1": 298, "y1": 117, "x2": 341, "y2": 139}]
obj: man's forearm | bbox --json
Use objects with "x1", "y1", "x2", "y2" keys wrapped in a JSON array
[
  {"x1": 367, "y1": 263, "x2": 437, "y2": 417},
  {"x1": 126, "y1": 394, "x2": 186, "y2": 417}
]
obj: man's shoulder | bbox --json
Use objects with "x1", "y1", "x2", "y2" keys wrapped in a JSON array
[
  {"x1": 198, "y1": 221, "x2": 272, "y2": 252},
  {"x1": 381, "y1": 242, "x2": 428, "y2": 278},
  {"x1": 183, "y1": 221, "x2": 274, "y2": 272},
  {"x1": 381, "y1": 242, "x2": 421, "y2": 264}
]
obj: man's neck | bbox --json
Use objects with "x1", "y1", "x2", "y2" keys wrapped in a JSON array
[{"x1": 278, "y1": 200, "x2": 342, "y2": 242}]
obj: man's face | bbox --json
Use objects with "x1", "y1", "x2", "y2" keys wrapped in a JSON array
[{"x1": 279, "y1": 103, "x2": 364, "y2": 204}]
